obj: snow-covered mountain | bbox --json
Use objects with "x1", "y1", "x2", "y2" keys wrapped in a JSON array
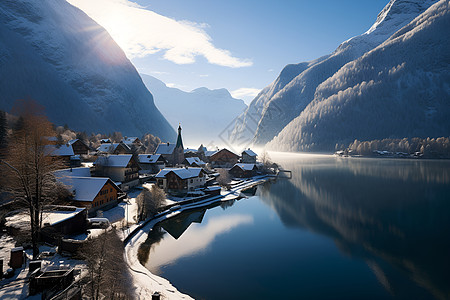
[
  {"x1": 268, "y1": 0, "x2": 450, "y2": 152},
  {"x1": 141, "y1": 74, "x2": 247, "y2": 145},
  {"x1": 230, "y1": 0, "x2": 440, "y2": 148},
  {"x1": 0, "y1": 0, "x2": 175, "y2": 140}
]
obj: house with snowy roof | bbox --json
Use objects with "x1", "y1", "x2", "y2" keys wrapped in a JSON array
[
  {"x1": 155, "y1": 124, "x2": 184, "y2": 166},
  {"x1": 57, "y1": 176, "x2": 122, "y2": 215},
  {"x1": 96, "y1": 142, "x2": 131, "y2": 155},
  {"x1": 100, "y1": 138, "x2": 111, "y2": 144},
  {"x1": 209, "y1": 148, "x2": 240, "y2": 168},
  {"x1": 68, "y1": 139, "x2": 90, "y2": 156},
  {"x1": 93, "y1": 154, "x2": 140, "y2": 190},
  {"x1": 155, "y1": 167, "x2": 207, "y2": 193},
  {"x1": 122, "y1": 137, "x2": 145, "y2": 153},
  {"x1": 183, "y1": 157, "x2": 206, "y2": 168},
  {"x1": 229, "y1": 163, "x2": 259, "y2": 178},
  {"x1": 241, "y1": 149, "x2": 258, "y2": 164},
  {"x1": 44, "y1": 144, "x2": 75, "y2": 166},
  {"x1": 138, "y1": 154, "x2": 167, "y2": 174}
]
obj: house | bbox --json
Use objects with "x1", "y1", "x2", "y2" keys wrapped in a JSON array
[
  {"x1": 44, "y1": 144, "x2": 75, "y2": 166},
  {"x1": 241, "y1": 149, "x2": 257, "y2": 164},
  {"x1": 41, "y1": 206, "x2": 88, "y2": 235},
  {"x1": 93, "y1": 155, "x2": 140, "y2": 190},
  {"x1": 229, "y1": 163, "x2": 259, "y2": 178},
  {"x1": 209, "y1": 149, "x2": 240, "y2": 168},
  {"x1": 155, "y1": 124, "x2": 184, "y2": 166},
  {"x1": 100, "y1": 138, "x2": 111, "y2": 144},
  {"x1": 58, "y1": 176, "x2": 122, "y2": 215},
  {"x1": 156, "y1": 167, "x2": 207, "y2": 193},
  {"x1": 138, "y1": 154, "x2": 167, "y2": 174},
  {"x1": 122, "y1": 137, "x2": 146, "y2": 153},
  {"x1": 68, "y1": 139, "x2": 90, "y2": 156},
  {"x1": 96, "y1": 143, "x2": 131, "y2": 155},
  {"x1": 183, "y1": 157, "x2": 206, "y2": 168}
]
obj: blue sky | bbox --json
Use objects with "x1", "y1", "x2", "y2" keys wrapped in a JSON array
[{"x1": 69, "y1": 0, "x2": 388, "y2": 103}]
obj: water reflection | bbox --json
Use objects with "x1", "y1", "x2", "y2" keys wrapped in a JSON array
[
  {"x1": 139, "y1": 204, "x2": 253, "y2": 275},
  {"x1": 260, "y1": 154, "x2": 450, "y2": 300}
]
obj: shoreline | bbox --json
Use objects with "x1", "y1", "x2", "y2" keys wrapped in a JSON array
[{"x1": 122, "y1": 175, "x2": 276, "y2": 299}]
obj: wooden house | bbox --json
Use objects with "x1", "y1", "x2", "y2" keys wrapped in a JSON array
[
  {"x1": 138, "y1": 154, "x2": 167, "y2": 174},
  {"x1": 57, "y1": 176, "x2": 122, "y2": 215},
  {"x1": 93, "y1": 155, "x2": 140, "y2": 190},
  {"x1": 156, "y1": 167, "x2": 207, "y2": 193},
  {"x1": 209, "y1": 149, "x2": 239, "y2": 168},
  {"x1": 122, "y1": 137, "x2": 146, "y2": 154},
  {"x1": 68, "y1": 139, "x2": 90, "y2": 156},
  {"x1": 183, "y1": 157, "x2": 206, "y2": 167},
  {"x1": 229, "y1": 163, "x2": 259, "y2": 178},
  {"x1": 44, "y1": 144, "x2": 75, "y2": 166},
  {"x1": 241, "y1": 149, "x2": 257, "y2": 164}
]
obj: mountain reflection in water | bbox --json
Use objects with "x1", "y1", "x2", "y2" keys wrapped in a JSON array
[
  {"x1": 139, "y1": 203, "x2": 253, "y2": 275},
  {"x1": 137, "y1": 154, "x2": 450, "y2": 300},
  {"x1": 260, "y1": 154, "x2": 450, "y2": 300}
]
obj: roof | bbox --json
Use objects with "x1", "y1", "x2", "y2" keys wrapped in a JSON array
[
  {"x1": 94, "y1": 155, "x2": 133, "y2": 168},
  {"x1": 57, "y1": 176, "x2": 119, "y2": 202},
  {"x1": 205, "y1": 150, "x2": 218, "y2": 157},
  {"x1": 184, "y1": 148, "x2": 198, "y2": 153},
  {"x1": 42, "y1": 207, "x2": 86, "y2": 226},
  {"x1": 155, "y1": 143, "x2": 176, "y2": 155},
  {"x1": 232, "y1": 163, "x2": 258, "y2": 171},
  {"x1": 138, "y1": 154, "x2": 164, "y2": 164},
  {"x1": 100, "y1": 138, "x2": 111, "y2": 143},
  {"x1": 122, "y1": 137, "x2": 139, "y2": 144},
  {"x1": 44, "y1": 145, "x2": 74, "y2": 156},
  {"x1": 156, "y1": 167, "x2": 204, "y2": 180},
  {"x1": 242, "y1": 149, "x2": 257, "y2": 157},
  {"x1": 210, "y1": 148, "x2": 239, "y2": 159},
  {"x1": 97, "y1": 143, "x2": 131, "y2": 153},
  {"x1": 184, "y1": 157, "x2": 206, "y2": 166},
  {"x1": 54, "y1": 167, "x2": 91, "y2": 178}
]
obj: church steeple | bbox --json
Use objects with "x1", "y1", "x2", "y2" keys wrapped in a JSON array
[{"x1": 176, "y1": 123, "x2": 184, "y2": 149}]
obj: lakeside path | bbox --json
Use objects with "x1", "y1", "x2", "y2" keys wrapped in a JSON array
[{"x1": 123, "y1": 175, "x2": 276, "y2": 299}]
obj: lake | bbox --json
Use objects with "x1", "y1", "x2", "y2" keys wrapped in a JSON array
[{"x1": 138, "y1": 153, "x2": 450, "y2": 300}]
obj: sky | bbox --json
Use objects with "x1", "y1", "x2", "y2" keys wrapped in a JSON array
[{"x1": 68, "y1": 0, "x2": 388, "y2": 104}]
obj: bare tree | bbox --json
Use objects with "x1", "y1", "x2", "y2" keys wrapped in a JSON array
[
  {"x1": 216, "y1": 168, "x2": 231, "y2": 187},
  {"x1": 0, "y1": 100, "x2": 64, "y2": 258},
  {"x1": 136, "y1": 185, "x2": 165, "y2": 221},
  {"x1": 79, "y1": 229, "x2": 131, "y2": 299}
]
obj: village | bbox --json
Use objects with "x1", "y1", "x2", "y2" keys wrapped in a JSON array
[{"x1": 0, "y1": 121, "x2": 280, "y2": 299}]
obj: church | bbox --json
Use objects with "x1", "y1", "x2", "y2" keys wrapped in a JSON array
[{"x1": 155, "y1": 124, "x2": 185, "y2": 166}]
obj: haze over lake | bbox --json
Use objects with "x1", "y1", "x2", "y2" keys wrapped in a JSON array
[{"x1": 139, "y1": 153, "x2": 450, "y2": 300}]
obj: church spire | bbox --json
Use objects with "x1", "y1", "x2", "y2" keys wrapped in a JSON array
[{"x1": 176, "y1": 123, "x2": 184, "y2": 149}]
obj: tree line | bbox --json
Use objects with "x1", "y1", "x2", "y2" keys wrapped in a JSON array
[{"x1": 346, "y1": 137, "x2": 450, "y2": 158}]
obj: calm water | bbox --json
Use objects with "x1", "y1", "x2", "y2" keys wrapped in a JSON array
[{"x1": 139, "y1": 153, "x2": 450, "y2": 300}]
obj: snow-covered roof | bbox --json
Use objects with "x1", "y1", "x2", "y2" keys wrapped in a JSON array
[
  {"x1": 100, "y1": 138, "x2": 111, "y2": 143},
  {"x1": 138, "y1": 154, "x2": 164, "y2": 164},
  {"x1": 184, "y1": 157, "x2": 206, "y2": 166},
  {"x1": 156, "y1": 167, "x2": 204, "y2": 180},
  {"x1": 94, "y1": 155, "x2": 133, "y2": 168},
  {"x1": 97, "y1": 143, "x2": 131, "y2": 153},
  {"x1": 155, "y1": 143, "x2": 176, "y2": 155},
  {"x1": 122, "y1": 137, "x2": 139, "y2": 144},
  {"x1": 54, "y1": 167, "x2": 91, "y2": 178},
  {"x1": 44, "y1": 144, "x2": 74, "y2": 156},
  {"x1": 205, "y1": 150, "x2": 218, "y2": 157},
  {"x1": 42, "y1": 207, "x2": 86, "y2": 226},
  {"x1": 233, "y1": 163, "x2": 258, "y2": 171},
  {"x1": 242, "y1": 149, "x2": 257, "y2": 157},
  {"x1": 184, "y1": 148, "x2": 198, "y2": 153},
  {"x1": 58, "y1": 176, "x2": 119, "y2": 202}
]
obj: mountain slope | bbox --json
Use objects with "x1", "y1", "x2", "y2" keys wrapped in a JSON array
[
  {"x1": 230, "y1": 0, "x2": 438, "y2": 146},
  {"x1": 0, "y1": 0, "x2": 175, "y2": 140},
  {"x1": 268, "y1": 0, "x2": 450, "y2": 152},
  {"x1": 141, "y1": 74, "x2": 247, "y2": 145}
]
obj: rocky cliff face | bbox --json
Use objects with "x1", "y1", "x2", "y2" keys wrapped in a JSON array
[
  {"x1": 230, "y1": 0, "x2": 440, "y2": 150},
  {"x1": 0, "y1": 0, "x2": 175, "y2": 140}
]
